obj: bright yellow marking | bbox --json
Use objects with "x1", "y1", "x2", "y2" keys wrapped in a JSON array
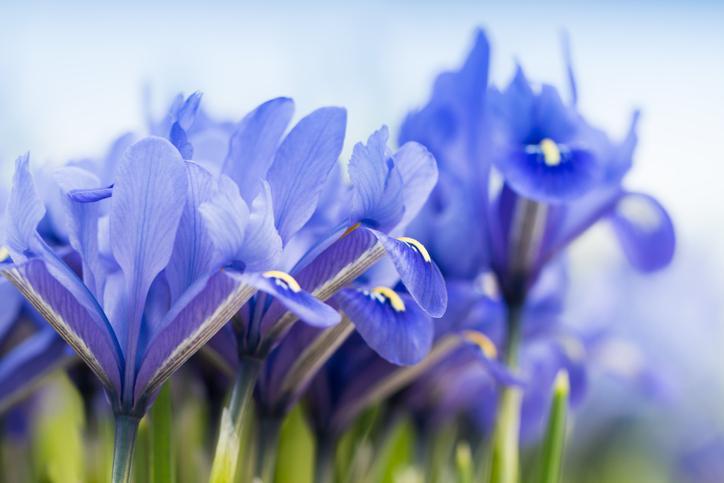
[
  {"x1": 397, "y1": 237, "x2": 431, "y2": 262},
  {"x1": 540, "y1": 138, "x2": 561, "y2": 167},
  {"x1": 341, "y1": 223, "x2": 361, "y2": 238},
  {"x1": 463, "y1": 331, "x2": 497, "y2": 359},
  {"x1": 0, "y1": 246, "x2": 9, "y2": 262},
  {"x1": 262, "y1": 270, "x2": 301, "y2": 293},
  {"x1": 371, "y1": 287, "x2": 406, "y2": 312}
]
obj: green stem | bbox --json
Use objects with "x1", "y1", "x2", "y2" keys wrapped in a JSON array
[
  {"x1": 111, "y1": 414, "x2": 140, "y2": 483},
  {"x1": 488, "y1": 305, "x2": 524, "y2": 483},
  {"x1": 314, "y1": 436, "x2": 334, "y2": 483},
  {"x1": 256, "y1": 417, "x2": 282, "y2": 483},
  {"x1": 209, "y1": 356, "x2": 262, "y2": 483}
]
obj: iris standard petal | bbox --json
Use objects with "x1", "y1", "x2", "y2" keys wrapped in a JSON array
[
  {"x1": 166, "y1": 162, "x2": 217, "y2": 301},
  {"x1": 223, "y1": 97, "x2": 295, "y2": 202},
  {"x1": 0, "y1": 330, "x2": 72, "y2": 414},
  {"x1": 236, "y1": 182, "x2": 282, "y2": 272},
  {"x1": 169, "y1": 92, "x2": 203, "y2": 159},
  {"x1": 391, "y1": 141, "x2": 438, "y2": 232},
  {"x1": 55, "y1": 166, "x2": 105, "y2": 295},
  {"x1": 199, "y1": 175, "x2": 251, "y2": 268},
  {"x1": 110, "y1": 136, "x2": 188, "y2": 398},
  {"x1": 2, "y1": 258, "x2": 121, "y2": 393},
  {"x1": 134, "y1": 271, "x2": 256, "y2": 404},
  {"x1": 609, "y1": 192, "x2": 675, "y2": 272},
  {"x1": 268, "y1": 106, "x2": 347, "y2": 243},
  {"x1": 370, "y1": 230, "x2": 447, "y2": 318},
  {"x1": 348, "y1": 126, "x2": 405, "y2": 231},
  {"x1": 335, "y1": 288, "x2": 433, "y2": 366},
  {"x1": 3, "y1": 154, "x2": 46, "y2": 262},
  {"x1": 235, "y1": 271, "x2": 340, "y2": 328}
]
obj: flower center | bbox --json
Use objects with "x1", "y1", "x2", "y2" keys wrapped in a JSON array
[
  {"x1": 539, "y1": 138, "x2": 561, "y2": 166},
  {"x1": 370, "y1": 287, "x2": 406, "y2": 312}
]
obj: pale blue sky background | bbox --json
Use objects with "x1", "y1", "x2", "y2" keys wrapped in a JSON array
[{"x1": 1, "y1": 0, "x2": 723, "y2": 438}]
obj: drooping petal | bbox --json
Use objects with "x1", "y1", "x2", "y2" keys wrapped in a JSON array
[
  {"x1": 335, "y1": 288, "x2": 433, "y2": 365},
  {"x1": 348, "y1": 126, "x2": 405, "y2": 232},
  {"x1": 199, "y1": 175, "x2": 250, "y2": 268},
  {"x1": 110, "y1": 136, "x2": 187, "y2": 398},
  {"x1": 166, "y1": 162, "x2": 217, "y2": 301},
  {"x1": 391, "y1": 141, "x2": 438, "y2": 232},
  {"x1": 258, "y1": 227, "x2": 385, "y2": 349},
  {"x1": 223, "y1": 97, "x2": 295, "y2": 202},
  {"x1": 370, "y1": 230, "x2": 447, "y2": 318},
  {"x1": 268, "y1": 107, "x2": 347, "y2": 243},
  {"x1": 3, "y1": 154, "x2": 46, "y2": 262},
  {"x1": 1, "y1": 259, "x2": 121, "y2": 393},
  {"x1": 233, "y1": 270, "x2": 340, "y2": 328},
  {"x1": 134, "y1": 271, "x2": 256, "y2": 404},
  {"x1": 609, "y1": 192, "x2": 675, "y2": 272},
  {"x1": 498, "y1": 143, "x2": 601, "y2": 204},
  {"x1": 0, "y1": 330, "x2": 72, "y2": 414},
  {"x1": 236, "y1": 182, "x2": 282, "y2": 272}
]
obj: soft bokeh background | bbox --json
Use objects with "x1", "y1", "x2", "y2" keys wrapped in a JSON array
[{"x1": 2, "y1": 0, "x2": 723, "y2": 479}]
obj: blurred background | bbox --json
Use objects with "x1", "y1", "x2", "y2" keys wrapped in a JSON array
[{"x1": 1, "y1": 0, "x2": 723, "y2": 480}]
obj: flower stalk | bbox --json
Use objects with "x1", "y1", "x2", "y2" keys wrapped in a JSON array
[
  {"x1": 209, "y1": 356, "x2": 262, "y2": 483},
  {"x1": 488, "y1": 304, "x2": 524, "y2": 483},
  {"x1": 111, "y1": 414, "x2": 140, "y2": 483}
]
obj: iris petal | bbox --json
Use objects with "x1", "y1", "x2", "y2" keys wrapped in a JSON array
[
  {"x1": 609, "y1": 192, "x2": 675, "y2": 272},
  {"x1": 223, "y1": 97, "x2": 295, "y2": 202},
  {"x1": 268, "y1": 107, "x2": 347, "y2": 243},
  {"x1": 335, "y1": 288, "x2": 433, "y2": 365},
  {"x1": 134, "y1": 271, "x2": 256, "y2": 403},
  {"x1": 370, "y1": 229, "x2": 447, "y2": 318}
]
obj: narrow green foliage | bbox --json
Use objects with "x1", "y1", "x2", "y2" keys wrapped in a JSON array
[
  {"x1": 31, "y1": 374, "x2": 85, "y2": 483},
  {"x1": 150, "y1": 382, "x2": 174, "y2": 483},
  {"x1": 275, "y1": 405, "x2": 315, "y2": 483},
  {"x1": 134, "y1": 418, "x2": 150, "y2": 483},
  {"x1": 455, "y1": 442, "x2": 474, "y2": 483},
  {"x1": 538, "y1": 370, "x2": 570, "y2": 483}
]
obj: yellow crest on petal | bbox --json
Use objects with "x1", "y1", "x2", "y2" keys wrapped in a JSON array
[
  {"x1": 0, "y1": 246, "x2": 9, "y2": 262},
  {"x1": 370, "y1": 286, "x2": 406, "y2": 312},
  {"x1": 397, "y1": 236, "x2": 431, "y2": 262},
  {"x1": 262, "y1": 270, "x2": 301, "y2": 293},
  {"x1": 463, "y1": 330, "x2": 498, "y2": 359}
]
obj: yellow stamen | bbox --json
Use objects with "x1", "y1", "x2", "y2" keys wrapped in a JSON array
[
  {"x1": 463, "y1": 331, "x2": 498, "y2": 359},
  {"x1": 397, "y1": 236, "x2": 431, "y2": 262},
  {"x1": 262, "y1": 270, "x2": 301, "y2": 293},
  {"x1": 0, "y1": 246, "x2": 9, "y2": 262},
  {"x1": 540, "y1": 138, "x2": 561, "y2": 167},
  {"x1": 371, "y1": 286, "x2": 406, "y2": 312},
  {"x1": 340, "y1": 222, "x2": 361, "y2": 239}
]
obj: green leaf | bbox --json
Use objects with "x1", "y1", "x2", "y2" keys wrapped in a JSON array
[
  {"x1": 31, "y1": 374, "x2": 85, "y2": 483},
  {"x1": 134, "y1": 418, "x2": 150, "y2": 483},
  {"x1": 275, "y1": 405, "x2": 314, "y2": 483},
  {"x1": 150, "y1": 382, "x2": 175, "y2": 483},
  {"x1": 455, "y1": 442, "x2": 474, "y2": 483},
  {"x1": 537, "y1": 370, "x2": 570, "y2": 483},
  {"x1": 374, "y1": 417, "x2": 415, "y2": 483}
]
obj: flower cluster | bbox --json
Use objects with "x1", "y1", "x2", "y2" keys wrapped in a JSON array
[{"x1": 0, "y1": 28, "x2": 674, "y2": 483}]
